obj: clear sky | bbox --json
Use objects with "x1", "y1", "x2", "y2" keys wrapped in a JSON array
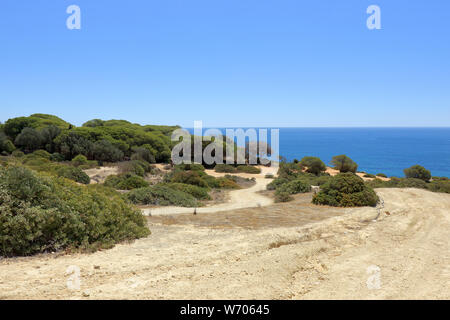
[{"x1": 1, "y1": 0, "x2": 449, "y2": 127}]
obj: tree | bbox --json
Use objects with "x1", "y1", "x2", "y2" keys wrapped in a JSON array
[
  {"x1": 14, "y1": 127, "x2": 42, "y2": 152},
  {"x1": 131, "y1": 146, "x2": 156, "y2": 163},
  {"x1": 4, "y1": 117, "x2": 37, "y2": 140},
  {"x1": 0, "y1": 132, "x2": 16, "y2": 154},
  {"x1": 54, "y1": 131, "x2": 93, "y2": 160},
  {"x1": 331, "y1": 154, "x2": 358, "y2": 173},
  {"x1": 299, "y1": 156, "x2": 326, "y2": 175},
  {"x1": 40, "y1": 125, "x2": 61, "y2": 153},
  {"x1": 92, "y1": 140, "x2": 124, "y2": 162},
  {"x1": 404, "y1": 165, "x2": 431, "y2": 182}
]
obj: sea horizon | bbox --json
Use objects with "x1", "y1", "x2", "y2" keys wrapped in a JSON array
[{"x1": 186, "y1": 127, "x2": 450, "y2": 178}]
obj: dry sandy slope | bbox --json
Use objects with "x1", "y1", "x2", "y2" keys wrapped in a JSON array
[{"x1": 0, "y1": 188, "x2": 449, "y2": 300}]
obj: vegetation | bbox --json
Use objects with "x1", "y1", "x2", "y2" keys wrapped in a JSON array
[
  {"x1": 376, "y1": 173, "x2": 387, "y2": 178},
  {"x1": 299, "y1": 156, "x2": 326, "y2": 175},
  {"x1": 125, "y1": 185, "x2": 199, "y2": 207},
  {"x1": 313, "y1": 173, "x2": 379, "y2": 207},
  {"x1": 104, "y1": 173, "x2": 149, "y2": 190},
  {"x1": 2, "y1": 114, "x2": 178, "y2": 163},
  {"x1": 276, "y1": 179, "x2": 311, "y2": 195},
  {"x1": 274, "y1": 192, "x2": 293, "y2": 203},
  {"x1": 331, "y1": 155, "x2": 358, "y2": 173},
  {"x1": 214, "y1": 164, "x2": 261, "y2": 174},
  {"x1": 0, "y1": 166, "x2": 149, "y2": 257},
  {"x1": 404, "y1": 165, "x2": 431, "y2": 182}
]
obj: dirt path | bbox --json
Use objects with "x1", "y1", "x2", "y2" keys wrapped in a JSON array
[
  {"x1": 1, "y1": 188, "x2": 449, "y2": 299},
  {"x1": 141, "y1": 166, "x2": 277, "y2": 216}
]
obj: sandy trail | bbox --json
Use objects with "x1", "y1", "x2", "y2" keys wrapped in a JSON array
[
  {"x1": 142, "y1": 166, "x2": 278, "y2": 216},
  {"x1": 1, "y1": 188, "x2": 449, "y2": 300}
]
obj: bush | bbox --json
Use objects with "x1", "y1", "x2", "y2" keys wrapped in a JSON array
[
  {"x1": 214, "y1": 164, "x2": 236, "y2": 173},
  {"x1": 215, "y1": 177, "x2": 241, "y2": 189},
  {"x1": 312, "y1": 173, "x2": 378, "y2": 207},
  {"x1": 171, "y1": 170, "x2": 209, "y2": 188},
  {"x1": 299, "y1": 156, "x2": 326, "y2": 175},
  {"x1": 131, "y1": 146, "x2": 156, "y2": 164},
  {"x1": 236, "y1": 165, "x2": 261, "y2": 174},
  {"x1": 331, "y1": 155, "x2": 358, "y2": 173},
  {"x1": 14, "y1": 127, "x2": 42, "y2": 152},
  {"x1": 363, "y1": 173, "x2": 376, "y2": 178},
  {"x1": 31, "y1": 149, "x2": 51, "y2": 160},
  {"x1": 92, "y1": 140, "x2": 124, "y2": 162},
  {"x1": 0, "y1": 132, "x2": 15, "y2": 154},
  {"x1": 267, "y1": 177, "x2": 291, "y2": 191},
  {"x1": 120, "y1": 160, "x2": 153, "y2": 177},
  {"x1": 376, "y1": 173, "x2": 387, "y2": 178},
  {"x1": 265, "y1": 174, "x2": 274, "y2": 179},
  {"x1": 275, "y1": 192, "x2": 293, "y2": 203},
  {"x1": 165, "y1": 183, "x2": 211, "y2": 200},
  {"x1": 277, "y1": 179, "x2": 311, "y2": 195},
  {"x1": 0, "y1": 166, "x2": 149, "y2": 257},
  {"x1": 104, "y1": 173, "x2": 149, "y2": 190},
  {"x1": 396, "y1": 178, "x2": 427, "y2": 189},
  {"x1": 175, "y1": 163, "x2": 205, "y2": 172},
  {"x1": 12, "y1": 150, "x2": 25, "y2": 158},
  {"x1": 427, "y1": 180, "x2": 450, "y2": 194},
  {"x1": 50, "y1": 153, "x2": 65, "y2": 162},
  {"x1": 125, "y1": 185, "x2": 198, "y2": 207},
  {"x1": 72, "y1": 154, "x2": 88, "y2": 167},
  {"x1": 404, "y1": 165, "x2": 431, "y2": 182},
  {"x1": 56, "y1": 166, "x2": 91, "y2": 185}
]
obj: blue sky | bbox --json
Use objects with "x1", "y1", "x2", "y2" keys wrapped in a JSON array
[{"x1": 1, "y1": 0, "x2": 449, "y2": 127}]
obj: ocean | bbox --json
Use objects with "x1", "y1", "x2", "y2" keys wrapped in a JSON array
[{"x1": 186, "y1": 127, "x2": 450, "y2": 178}]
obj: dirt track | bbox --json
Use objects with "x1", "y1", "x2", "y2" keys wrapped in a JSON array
[
  {"x1": 1, "y1": 188, "x2": 449, "y2": 300},
  {"x1": 142, "y1": 167, "x2": 276, "y2": 216}
]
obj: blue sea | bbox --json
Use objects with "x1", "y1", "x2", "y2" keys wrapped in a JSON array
[{"x1": 186, "y1": 128, "x2": 450, "y2": 178}]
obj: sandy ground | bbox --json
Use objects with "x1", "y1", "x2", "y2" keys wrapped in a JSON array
[
  {"x1": 1, "y1": 188, "x2": 449, "y2": 300},
  {"x1": 84, "y1": 166, "x2": 119, "y2": 184},
  {"x1": 325, "y1": 167, "x2": 390, "y2": 181},
  {"x1": 141, "y1": 166, "x2": 278, "y2": 216}
]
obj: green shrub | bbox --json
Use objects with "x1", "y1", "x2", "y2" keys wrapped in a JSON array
[
  {"x1": 331, "y1": 155, "x2": 358, "y2": 173},
  {"x1": 0, "y1": 166, "x2": 149, "y2": 257},
  {"x1": 427, "y1": 180, "x2": 450, "y2": 193},
  {"x1": 277, "y1": 179, "x2": 311, "y2": 195},
  {"x1": 56, "y1": 166, "x2": 91, "y2": 185},
  {"x1": 312, "y1": 173, "x2": 378, "y2": 207},
  {"x1": 299, "y1": 156, "x2": 326, "y2": 175},
  {"x1": 265, "y1": 174, "x2": 274, "y2": 179},
  {"x1": 267, "y1": 177, "x2": 291, "y2": 191},
  {"x1": 50, "y1": 152, "x2": 65, "y2": 162},
  {"x1": 376, "y1": 173, "x2": 387, "y2": 178},
  {"x1": 32, "y1": 150, "x2": 51, "y2": 160},
  {"x1": 397, "y1": 178, "x2": 427, "y2": 189},
  {"x1": 125, "y1": 185, "x2": 198, "y2": 207},
  {"x1": 363, "y1": 173, "x2": 376, "y2": 178},
  {"x1": 236, "y1": 165, "x2": 261, "y2": 174},
  {"x1": 404, "y1": 165, "x2": 431, "y2": 182},
  {"x1": 131, "y1": 146, "x2": 156, "y2": 163},
  {"x1": 214, "y1": 164, "x2": 236, "y2": 173},
  {"x1": 120, "y1": 160, "x2": 153, "y2": 177},
  {"x1": 171, "y1": 170, "x2": 209, "y2": 188},
  {"x1": 12, "y1": 150, "x2": 25, "y2": 158},
  {"x1": 275, "y1": 192, "x2": 293, "y2": 203},
  {"x1": 176, "y1": 163, "x2": 205, "y2": 172},
  {"x1": 104, "y1": 173, "x2": 149, "y2": 190},
  {"x1": 165, "y1": 183, "x2": 211, "y2": 200},
  {"x1": 215, "y1": 177, "x2": 241, "y2": 189},
  {"x1": 72, "y1": 154, "x2": 88, "y2": 167}
]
